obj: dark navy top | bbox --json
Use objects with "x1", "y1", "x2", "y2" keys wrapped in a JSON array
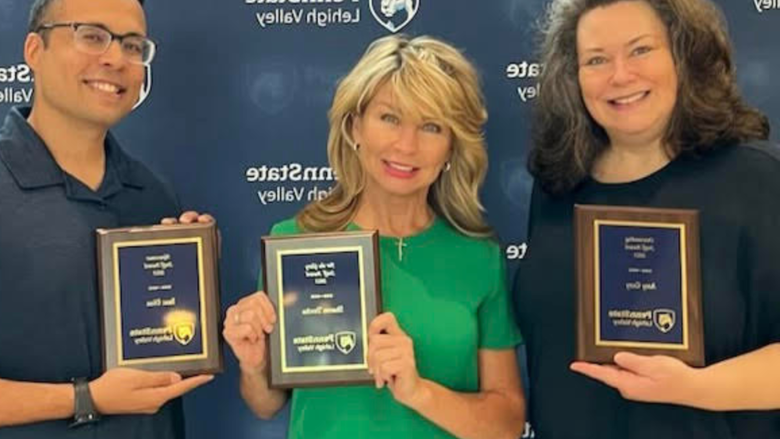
[
  {"x1": 515, "y1": 143, "x2": 780, "y2": 439},
  {"x1": 0, "y1": 107, "x2": 184, "y2": 439}
]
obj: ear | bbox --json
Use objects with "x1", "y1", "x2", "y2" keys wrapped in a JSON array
[
  {"x1": 23, "y1": 33, "x2": 44, "y2": 72},
  {"x1": 444, "y1": 133, "x2": 455, "y2": 162},
  {"x1": 350, "y1": 113, "x2": 364, "y2": 146}
]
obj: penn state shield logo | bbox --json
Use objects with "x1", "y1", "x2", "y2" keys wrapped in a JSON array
[
  {"x1": 653, "y1": 309, "x2": 676, "y2": 334},
  {"x1": 370, "y1": 0, "x2": 420, "y2": 33},
  {"x1": 335, "y1": 331, "x2": 357, "y2": 355},
  {"x1": 173, "y1": 322, "x2": 195, "y2": 346}
]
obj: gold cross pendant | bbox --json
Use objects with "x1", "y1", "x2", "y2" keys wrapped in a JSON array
[{"x1": 397, "y1": 238, "x2": 408, "y2": 261}]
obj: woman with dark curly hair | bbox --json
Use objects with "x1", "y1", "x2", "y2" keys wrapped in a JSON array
[{"x1": 514, "y1": 0, "x2": 780, "y2": 437}]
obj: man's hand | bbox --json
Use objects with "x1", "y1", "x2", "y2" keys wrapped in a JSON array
[
  {"x1": 90, "y1": 368, "x2": 213, "y2": 415},
  {"x1": 161, "y1": 211, "x2": 215, "y2": 225}
]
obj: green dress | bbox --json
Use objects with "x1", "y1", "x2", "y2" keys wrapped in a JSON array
[{"x1": 264, "y1": 217, "x2": 522, "y2": 439}]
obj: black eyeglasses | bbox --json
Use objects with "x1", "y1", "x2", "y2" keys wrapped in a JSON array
[{"x1": 35, "y1": 22, "x2": 156, "y2": 66}]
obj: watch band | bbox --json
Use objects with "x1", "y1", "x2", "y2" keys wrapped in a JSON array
[{"x1": 69, "y1": 377, "x2": 100, "y2": 428}]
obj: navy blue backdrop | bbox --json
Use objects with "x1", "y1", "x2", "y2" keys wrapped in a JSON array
[{"x1": 1, "y1": 0, "x2": 778, "y2": 437}]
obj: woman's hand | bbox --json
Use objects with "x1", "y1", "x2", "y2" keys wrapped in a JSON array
[
  {"x1": 368, "y1": 312, "x2": 425, "y2": 407},
  {"x1": 223, "y1": 292, "x2": 277, "y2": 376},
  {"x1": 570, "y1": 352, "x2": 701, "y2": 406}
]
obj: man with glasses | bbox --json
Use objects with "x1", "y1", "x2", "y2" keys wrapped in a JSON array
[{"x1": 0, "y1": 0, "x2": 213, "y2": 437}]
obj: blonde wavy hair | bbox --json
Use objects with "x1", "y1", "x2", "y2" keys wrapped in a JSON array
[{"x1": 297, "y1": 34, "x2": 492, "y2": 237}]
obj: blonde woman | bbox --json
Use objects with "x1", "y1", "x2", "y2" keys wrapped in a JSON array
[{"x1": 223, "y1": 35, "x2": 525, "y2": 439}]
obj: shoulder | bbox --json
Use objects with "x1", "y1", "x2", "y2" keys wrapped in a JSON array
[
  {"x1": 0, "y1": 137, "x2": 14, "y2": 182},
  {"x1": 734, "y1": 142, "x2": 780, "y2": 181},
  {"x1": 270, "y1": 217, "x2": 302, "y2": 236},
  {"x1": 734, "y1": 142, "x2": 780, "y2": 197},
  {"x1": 114, "y1": 143, "x2": 178, "y2": 205},
  {"x1": 719, "y1": 141, "x2": 780, "y2": 167},
  {"x1": 0, "y1": 116, "x2": 30, "y2": 187},
  {"x1": 527, "y1": 179, "x2": 576, "y2": 226},
  {"x1": 691, "y1": 142, "x2": 780, "y2": 189},
  {"x1": 120, "y1": 148, "x2": 168, "y2": 186},
  {"x1": 670, "y1": 143, "x2": 780, "y2": 220},
  {"x1": 695, "y1": 141, "x2": 780, "y2": 170},
  {"x1": 106, "y1": 139, "x2": 181, "y2": 223},
  {"x1": 438, "y1": 220, "x2": 502, "y2": 265}
]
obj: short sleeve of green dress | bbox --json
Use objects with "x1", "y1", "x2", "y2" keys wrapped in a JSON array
[{"x1": 259, "y1": 217, "x2": 523, "y2": 439}]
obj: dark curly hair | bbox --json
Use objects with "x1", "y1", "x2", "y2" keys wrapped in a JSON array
[{"x1": 530, "y1": 0, "x2": 770, "y2": 195}]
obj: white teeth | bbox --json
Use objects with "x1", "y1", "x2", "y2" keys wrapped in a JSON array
[
  {"x1": 613, "y1": 92, "x2": 646, "y2": 105},
  {"x1": 88, "y1": 81, "x2": 120, "y2": 94},
  {"x1": 387, "y1": 162, "x2": 414, "y2": 172}
]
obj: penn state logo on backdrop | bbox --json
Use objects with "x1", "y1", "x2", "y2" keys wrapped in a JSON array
[
  {"x1": 335, "y1": 331, "x2": 357, "y2": 355},
  {"x1": 370, "y1": 0, "x2": 419, "y2": 33},
  {"x1": 653, "y1": 309, "x2": 676, "y2": 334}
]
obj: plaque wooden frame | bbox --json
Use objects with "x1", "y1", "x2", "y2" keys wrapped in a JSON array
[
  {"x1": 261, "y1": 231, "x2": 382, "y2": 388},
  {"x1": 97, "y1": 222, "x2": 223, "y2": 375},
  {"x1": 574, "y1": 205, "x2": 704, "y2": 366}
]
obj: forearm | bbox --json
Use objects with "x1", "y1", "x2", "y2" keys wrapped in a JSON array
[
  {"x1": 689, "y1": 343, "x2": 780, "y2": 411},
  {"x1": 406, "y1": 379, "x2": 526, "y2": 439},
  {"x1": 239, "y1": 367, "x2": 289, "y2": 420},
  {"x1": 0, "y1": 379, "x2": 74, "y2": 427}
]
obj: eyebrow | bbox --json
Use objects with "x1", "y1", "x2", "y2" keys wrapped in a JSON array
[
  {"x1": 580, "y1": 33, "x2": 654, "y2": 54},
  {"x1": 374, "y1": 100, "x2": 401, "y2": 112}
]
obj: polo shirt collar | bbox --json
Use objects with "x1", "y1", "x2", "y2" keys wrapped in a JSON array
[
  {"x1": 0, "y1": 106, "x2": 62, "y2": 189},
  {"x1": 0, "y1": 106, "x2": 146, "y2": 191}
]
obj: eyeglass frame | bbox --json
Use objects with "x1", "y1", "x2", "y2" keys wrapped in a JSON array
[{"x1": 34, "y1": 22, "x2": 157, "y2": 66}]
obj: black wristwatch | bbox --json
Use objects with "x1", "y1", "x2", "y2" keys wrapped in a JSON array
[{"x1": 69, "y1": 377, "x2": 100, "y2": 428}]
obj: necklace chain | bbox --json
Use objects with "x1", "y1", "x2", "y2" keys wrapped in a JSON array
[{"x1": 373, "y1": 214, "x2": 435, "y2": 262}]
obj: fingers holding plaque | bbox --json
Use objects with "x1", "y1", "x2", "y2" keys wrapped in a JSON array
[
  {"x1": 262, "y1": 231, "x2": 382, "y2": 388},
  {"x1": 97, "y1": 223, "x2": 223, "y2": 376},
  {"x1": 574, "y1": 205, "x2": 705, "y2": 367}
]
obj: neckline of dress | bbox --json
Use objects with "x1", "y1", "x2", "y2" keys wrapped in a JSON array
[{"x1": 348, "y1": 216, "x2": 444, "y2": 261}]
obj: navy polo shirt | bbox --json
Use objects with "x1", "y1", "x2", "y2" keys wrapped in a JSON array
[{"x1": 0, "y1": 107, "x2": 184, "y2": 439}]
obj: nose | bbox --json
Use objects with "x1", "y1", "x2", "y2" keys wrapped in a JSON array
[
  {"x1": 392, "y1": 124, "x2": 419, "y2": 154},
  {"x1": 98, "y1": 39, "x2": 127, "y2": 68},
  {"x1": 609, "y1": 56, "x2": 636, "y2": 86}
]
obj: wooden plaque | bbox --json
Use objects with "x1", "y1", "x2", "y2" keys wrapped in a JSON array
[
  {"x1": 262, "y1": 231, "x2": 382, "y2": 388},
  {"x1": 97, "y1": 223, "x2": 223, "y2": 376},
  {"x1": 575, "y1": 205, "x2": 704, "y2": 366}
]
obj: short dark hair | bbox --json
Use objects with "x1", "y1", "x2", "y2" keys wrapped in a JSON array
[
  {"x1": 28, "y1": 0, "x2": 145, "y2": 33},
  {"x1": 529, "y1": 0, "x2": 770, "y2": 195}
]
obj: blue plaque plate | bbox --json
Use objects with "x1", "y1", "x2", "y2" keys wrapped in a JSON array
[{"x1": 596, "y1": 223, "x2": 685, "y2": 347}]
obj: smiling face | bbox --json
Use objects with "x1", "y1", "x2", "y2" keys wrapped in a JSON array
[
  {"x1": 577, "y1": 1, "x2": 678, "y2": 147},
  {"x1": 351, "y1": 82, "x2": 452, "y2": 202},
  {"x1": 25, "y1": 0, "x2": 146, "y2": 129}
]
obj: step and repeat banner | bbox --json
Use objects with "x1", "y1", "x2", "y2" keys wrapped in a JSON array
[{"x1": 0, "y1": 1, "x2": 778, "y2": 438}]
